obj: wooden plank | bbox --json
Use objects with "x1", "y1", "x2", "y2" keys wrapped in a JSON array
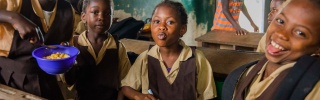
[
  {"x1": 198, "y1": 47, "x2": 264, "y2": 77},
  {"x1": 195, "y1": 30, "x2": 264, "y2": 48},
  {"x1": 0, "y1": 84, "x2": 47, "y2": 100},
  {"x1": 120, "y1": 38, "x2": 155, "y2": 54},
  {"x1": 121, "y1": 39, "x2": 265, "y2": 77}
]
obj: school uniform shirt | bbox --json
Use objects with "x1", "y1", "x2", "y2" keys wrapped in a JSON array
[
  {"x1": 0, "y1": 0, "x2": 77, "y2": 57},
  {"x1": 211, "y1": 0, "x2": 242, "y2": 31},
  {"x1": 256, "y1": 33, "x2": 266, "y2": 52},
  {"x1": 121, "y1": 40, "x2": 217, "y2": 100},
  {"x1": 234, "y1": 61, "x2": 320, "y2": 100},
  {"x1": 76, "y1": 31, "x2": 131, "y2": 80}
]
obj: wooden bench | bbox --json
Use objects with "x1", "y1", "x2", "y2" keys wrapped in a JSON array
[
  {"x1": 0, "y1": 84, "x2": 47, "y2": 100},
  {"x1": 120, "y1": 39, "x2": 265, "y2": 78},
  {"x1": 195, "y1": 30, "x2": 264, "y2": 51}
]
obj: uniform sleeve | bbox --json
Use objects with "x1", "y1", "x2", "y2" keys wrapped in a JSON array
[
  {"x1": 121, "y1": 50, "x2": 148, "y2": 90},
  {"x1": 195, "y1": 49, "x2": 217, "y2": 100},
  {"x1": 0, "y1": 0, "x2": 22, "y2": 11},
  {"x1": 0, "y1": 0, "x2": 22, "y2": 57},
  {"x1": 256, "y1": 33, "x2": 266, "y2": 52},
  {"x1": 118, "y1": 42, "x2": 131, "y2": 80}
]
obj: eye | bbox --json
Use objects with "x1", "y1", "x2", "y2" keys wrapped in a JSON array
[
  {"x1": 166, "y1": 21, "x2": 174, "y2": 25},
  {"x1": 91, "y1": 11, "x2": 99, "y2": 15},
  {"x1": 294, "y1": 30, "x2": 306, "y2": 37},
  {"x1": 276, "y1": 18, "x2": 284, "y2": 24},
  {"x1": 153, "y1": 20, "x2": 160, "y2": 24}
]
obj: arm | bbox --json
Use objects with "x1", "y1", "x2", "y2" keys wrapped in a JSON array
[
  {"x1": 195, "y1": 50, "x2": 217, "y2": 100},
  {"x1": 241, "y1": 3, "x2": 259, "y2": 32},
  {"x1": 0, "y1": 10, "x2": 40, "y2": 43},
  {"x1": 118, "y1": 42, "x2": 132, "y2": 80},
  {"x1": 122, "y1": 86, "x2": 156, "y2": 100},
  {"x1": 120, "y1": 51, "x2": 156, "y2": 100},
  {"x1": 221, "y1": 0, "x2": 248, "y2": 35}
]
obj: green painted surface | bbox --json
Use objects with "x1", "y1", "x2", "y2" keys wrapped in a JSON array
[
  {"x1": 114, "y1": 0, "x2": 215, "y2": 32},
  {"x1": 182, "y1": 0, "x2": 215, "y2": 32},
  {"x1": 114, "y1": 0, "x2": 161, "y2": 20}
]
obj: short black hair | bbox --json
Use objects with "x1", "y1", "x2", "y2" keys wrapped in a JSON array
[
  {"x1": 80, "y1": 0, "x2": 112, "y2": 13},
  {"x1": 151, "y1": 0, "x2": 188, "y2": 25},
  {"x1": 309, "y1": 0, "x2": 320, "y2": 8}
]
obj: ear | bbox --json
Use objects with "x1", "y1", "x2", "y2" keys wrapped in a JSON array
[
  {"x1": 81, "y1": 12, "x2": 86, "y2": 24},
  {"x1": 179, "y1": 24, "x2": 187, "y2": 37}
]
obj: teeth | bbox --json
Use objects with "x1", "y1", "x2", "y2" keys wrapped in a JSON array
[{"x1": 271, "y1": 41, "x2": 285, "y2": 50}]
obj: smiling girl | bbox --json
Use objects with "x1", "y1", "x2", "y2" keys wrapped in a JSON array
[{"x1": 223, "y1": 0, "x2": 320, "y2": 99}]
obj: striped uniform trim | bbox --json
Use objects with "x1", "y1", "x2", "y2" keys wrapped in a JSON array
[{"x1": 212, "y1": 0, "x2": 243, "y2": 31}]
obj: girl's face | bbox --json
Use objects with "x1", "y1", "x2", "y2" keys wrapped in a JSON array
[
  {"x1": 265, "y1": 0, "x2": 320, "y2": 65},
  {"x1": 82, "y1": 0, "x2": 112, "y2": 34},
  {"x1": 151, "y1": 5, "x2": 187, "y2": 47},
  {"x1": 268, "y1": 0, "x2": 285, "y2": 24}
]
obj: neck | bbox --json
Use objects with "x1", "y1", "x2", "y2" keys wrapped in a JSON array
[
  {"x1": 38, "y1": 0, "x2": 56, "y2": 11},
  {"x1": 263, "y1": 61, "x2": 281, "y2": 79},
  {"x1": 159, "y1": 43, "x2": 182, "y2": 57},
  {"x1": 86, "y1": 31, "x2": 107, "y2": 43}
]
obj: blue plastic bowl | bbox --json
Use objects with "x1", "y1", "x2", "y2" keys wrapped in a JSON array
[{"x1": 32, "y1": 45, "x2": 79, "y2": 75}]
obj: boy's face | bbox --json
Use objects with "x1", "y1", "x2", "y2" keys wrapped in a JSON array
[
  {"x1": 151, "y1": 5, "x2": 187, "y2": 47},
  {"x1": 268, "y1": 0, "x2": 285, "y2": 24},
  {"x1": 82, "y1": 0, "x2": 112, "y2": 34},
  {"x1": 265, "y1": 0, "x2": 320, "y2": 65}
]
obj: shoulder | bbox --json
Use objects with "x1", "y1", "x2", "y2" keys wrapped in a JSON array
[{"x1": 0, "y1": 0, "x2": 23, "y2": 11}]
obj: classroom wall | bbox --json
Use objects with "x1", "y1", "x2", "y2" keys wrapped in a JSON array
[
  {"x1": 238, "y1": 0, "x2": 267, "y2": 33},
  {"x1": 113, "y1": 0, "x2": 215, "y2": 46}
]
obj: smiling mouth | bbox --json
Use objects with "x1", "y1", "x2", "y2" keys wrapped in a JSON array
[{"x1": 267, "y1": 40, "x2": 286, "y2": 55}]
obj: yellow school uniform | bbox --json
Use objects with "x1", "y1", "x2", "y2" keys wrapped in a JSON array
[{"x1": 121, "y1": 40, "x2": 217, "y2": 100}]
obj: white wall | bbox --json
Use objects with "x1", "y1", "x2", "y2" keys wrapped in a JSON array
[{"x1": 239, "y1": 0, "x2": 265, "y2": 33}]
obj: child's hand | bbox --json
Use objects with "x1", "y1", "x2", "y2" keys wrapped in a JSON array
[
  {"x1": 134, "y1": 94, "x2": 157, "y2": 100},
  {"x1": 235, "y1": 28, "x2": 249, "y2": 35},
  {"x1": 11, "y1": 14, "x2": 40, "y2": 43},
  {"x1": 251, "y1": 23, "x2": 259, "y2": 32}
]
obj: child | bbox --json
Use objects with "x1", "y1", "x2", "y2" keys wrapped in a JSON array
[
  {"x1": 0, "y1": 0, "x2": 75, "y2": 99},
  {"x1": 211, "y1": 0, "x2": 259, "y2": 35},
  {"x1": 222, "y1": 0, "x2": 320, "y2": 99},
  {"x1": 64, "y1": 0, "x2": 131, "y2": 99},
  {"x1": 121, "y1": 1, "x2": 216, "y2": 100},
  {"x1": 256, "y1": 0, "x2": 289, "y2": 52}
]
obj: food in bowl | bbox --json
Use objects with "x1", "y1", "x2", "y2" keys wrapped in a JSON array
[
  {"x1": 43, "y1": 52, "x2": 70, "y2": 59},
  {"x1": 32, "y1": 45, "x2": 79, "y2": 75}
]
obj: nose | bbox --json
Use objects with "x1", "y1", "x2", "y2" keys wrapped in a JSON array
[
  {"x1": 98, "y1": 14, "x2": 104, "y2": 21},
  {"x1": 274, "y1": 29, "x2": 289, "y2": 41},
  {"x1": 158, "y1": 23, "x2": 167, "y2": 31}
]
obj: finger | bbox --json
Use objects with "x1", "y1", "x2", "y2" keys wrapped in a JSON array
[
  {"x1": 147, "y1": 95, "x2": 156, "y2": 100},
  {"x1": 236, "y1": 31, "x2": 240, "y2": 35},
  {"x1": 143, "y1": 96, "x2": 151, "y2": 100}
]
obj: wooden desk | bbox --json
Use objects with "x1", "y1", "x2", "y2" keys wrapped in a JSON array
[
  {"x1": 198, "y1": 48, "x2": 264, "y2": 78},
  {"x1": 120, "y1": 39, "x2": 264, "y2": 78},
  {"x1": 195, "y1": 30, "x2": 264, "y2": 51},
  {"x1": 0, "y1": 84, "x2": 47, "y2": 100},
  {"x1": 120, "y1": 38, "x2": 155, "y2": 54}
]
